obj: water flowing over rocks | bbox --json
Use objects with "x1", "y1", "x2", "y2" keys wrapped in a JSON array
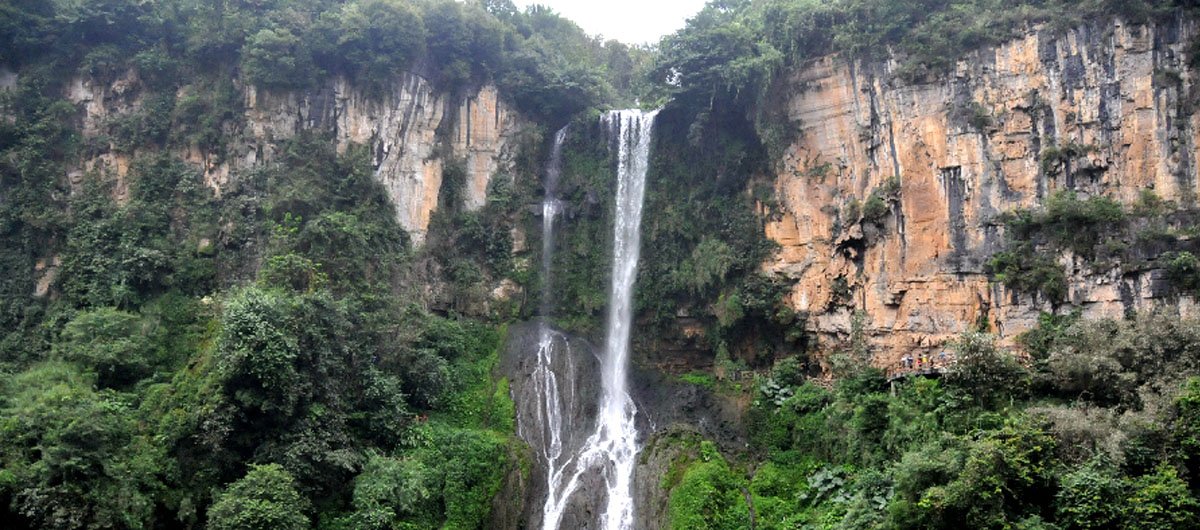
[
  {"x1": 506, "y1": 110, "x2": 659, "y2": 530},
  {"x1": 502, "y1": 321, "x2": 604, "y2": 530}
]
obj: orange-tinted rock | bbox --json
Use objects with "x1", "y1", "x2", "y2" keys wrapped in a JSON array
[{"x1": 768, "y1": 21, "x2": 1200, "y2": 363}]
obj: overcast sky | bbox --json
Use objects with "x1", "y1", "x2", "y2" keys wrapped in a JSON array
[{"x1": 512, "y1": 0, "x2": 710, "y2": 45}]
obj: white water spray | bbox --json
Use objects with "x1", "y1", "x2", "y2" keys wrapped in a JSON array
[
  {"x1": 541, "y1": 109, "x2": 658, "y2": 530},
  {"x1": 524, "y1": 127, "x2": 579, "y2": 526}
]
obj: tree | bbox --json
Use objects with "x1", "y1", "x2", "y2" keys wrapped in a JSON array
[
  {"x1": 0, "y1": 362, "x2": 163, "y2": 529},
  {"x1": 653, "y1": 0, "x2": 782, "y2": 112},
  {"x1": 1127, "y1": 465, "x2": 1199, "y2": 530},
  {"x1": 343, "y1": 453, "x2": 439, "y2": 529},
  {"x1": 669, "y1": 441, "x2": 752, "y2": 529},
  {"x1": 313, "y1": 0, "x2": 427, "y2": 95},
  {"x1": 207, "y1": 463, "x2": 310, "y2": 530},
  {"x1": 240, "y1": 27, "x2": 316, "y2": 90},
  {"x1": 56, "y1": 307, "x2": 153, "y2": 388},
  {"x1": 1174, "y1": 377, "x2": 1200, "y2": 488},
  {"x1": 1055, "y1": 458, "x2": 1129, "y2": 530},
  {"x1": 215, "y1": 288, "x2": 302, "y2": 415},
  {"x1": 945, "y1": 332, "x2": 1029, "y2": 405}
]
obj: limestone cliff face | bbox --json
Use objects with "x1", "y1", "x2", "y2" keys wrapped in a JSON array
[
  {"x1": 63, "y1": 71, "x2": 525, "y2": 244},
  {"x1": 767, "y1": 19, "x2": 1200, "y2": 363}
]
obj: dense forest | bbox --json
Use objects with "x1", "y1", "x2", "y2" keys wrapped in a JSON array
[{"x1": 5, "y1": 0, "x2": 1200, "y2": 529}]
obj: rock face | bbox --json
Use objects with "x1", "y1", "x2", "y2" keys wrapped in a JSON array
[
  {"x1": 63, "y1": 72, "x2": 525, "y2": 244},
  {"x1": 767, "y1": 19, "x2": 1200, "y2": 363},
  {"x1": 501, "y1": 321, "x2": 604, "y2": 530}
]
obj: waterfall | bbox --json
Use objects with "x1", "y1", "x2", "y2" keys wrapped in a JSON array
[
  {"x1": 540, "y1": 127, "x2": 567, "y2": 315},
  {"x1": 525, "y1": 127, "x2": 577, "y2": 529},
  {"x1": 541, "y1": 109, "x2": 658, "y2": 530}
]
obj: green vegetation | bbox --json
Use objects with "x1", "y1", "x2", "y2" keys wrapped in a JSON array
[
  {"x1": 0, "y1": 124, "x2": 520, "y2": 527},
  {"x1": 5, "y1": 0, "x2": 1200, "y2": 528},
  {"x1": 657, "y1": 312, "x2": 1200, "y2": 529},
  {"x1": 986, "y1": 189, "x2": 1200, "y2": 302},
  {"x1": 986, "y1": 190, "x2": 1149, "y2": 303},
  {"x1": 651, "y1": 0, "x2": 1196, "y2": 161},
  {"x1": 1041, "y1": 143, "x2": 1099, "y2": 175},
  {"x1": 846, "y1": 177, "x2": 902, "y2": 227},
  {"x1": 633, "y1": 106, "x2": 804, "y2": 367},
  {"x1": 207, "y1": 464, "x2": 310, "y2": 530}
]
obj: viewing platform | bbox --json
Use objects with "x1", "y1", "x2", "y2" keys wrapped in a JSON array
[{"x1": 885, "y1": 352, "x2": 954, "y2": 383}]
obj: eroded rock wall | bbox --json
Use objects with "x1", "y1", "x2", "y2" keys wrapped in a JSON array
[
  {"x1": 63, "y1": 72, "x2": 525, "y2": 244},
  {"x1": 767, "y1": 19, "x2": 1200, "y2": 363}
]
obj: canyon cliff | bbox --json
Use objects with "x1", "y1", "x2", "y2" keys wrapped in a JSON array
[
  {"x1": 766, "y1": 18, "x2": 1200, "y2": 365},
  {"x1": 23, "y1": 17, "x2": 1200, "y2": 372},
  {"x1": 58, "y1": 70, "x2": 524, "y2": 245}
]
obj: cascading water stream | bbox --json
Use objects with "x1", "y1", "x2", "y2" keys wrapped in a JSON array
[
  {"x1": 541, "y1": 109, "x2": 658, "y2": 530},
  {"x1": 524, "y1": 126, "x2": 576, "y2": 527}
]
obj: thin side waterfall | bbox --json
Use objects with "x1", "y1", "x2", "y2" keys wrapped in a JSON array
[
  {"x1": 540, "y1": 126, "x2": 568, "y2": 316},
  {"x1": 542, "y1": 109, "x2": 658, "y2": 530},
  {"x1": 525, "y1": 126, "x2": 575, "y2": 527}
]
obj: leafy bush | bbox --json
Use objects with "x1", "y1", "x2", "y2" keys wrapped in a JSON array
[
  {"x1": 1165, "y1": 251, "x2": 1200, "y2": 293},
  {"x1": 987, "y1": 249, "x2": 1067, "y2": 303},
  {"x1": 1126, "y1": 465, "x2": 1200, "y2": 530},
  {"x1": 669, "y1": 441, "x2": 752, "y2": 530},
  {"x1": 58, "y1": 156, "x2": 216, "y2": 308},
  {"x1": 1018, "y1": 311, "x2": 1080, "y2": 362},
  {"x1": 945, "y1": 332, "x2": 1029, "y2": 405},
  {"x1": 215, "y1": 288, "x2": 303, "y2": 415},
  {"x1": 208, "y1": 463, "x2": 310, "y2": 530},
  {"x1": 1055, "y1": 458, "x2": 1128, "y2": 530},
  {"x1": 55, "y1": 307, "x2": 153, "y2": 388},
  {"x1": 1041, "y1": 143, "x2": 1099, "y2": 175},
  {"x1": 1173, "y1": 377, "x2": 1200, "y2": 483},
  {"x1": 0, "y1": 362, "x2": 164, "y2": 529},
  {"x1": 240, "y1": 28, "x2": 317, "y2": 91},
  {"x1": 313, "y1": 0, "x2": 427, "y2": 96},
  {"x1": 341, "y1": 452, "x2": 438, "y2": 529}
]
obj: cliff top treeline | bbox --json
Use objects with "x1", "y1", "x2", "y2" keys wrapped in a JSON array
[
  {"x1": 0, "y1": 0, "x2": 653, "y2": 122},
  {"x1": 6, "y1": 1, "x2": 1193, "y2": 124},
  {"x1": 653, "y1": 0, "x2": 1199, "y2": 144}
]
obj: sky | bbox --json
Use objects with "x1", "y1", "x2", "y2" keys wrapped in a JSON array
[{"x1": 512, "y1": 0, "x2": 710, "y2": 45}]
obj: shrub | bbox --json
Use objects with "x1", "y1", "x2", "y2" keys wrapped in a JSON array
[
  {"x1": 240, "y1": 28, "x2": 317, "y2": 91},
  {"x1": 669, "y1": 441, "x2": 752, "y2": 530},
  {"x1": 987, "y1": 250, "x2": 1067, "y2": 303},
  {"x1": 945, "y1": 332, "x2": 1029, "y2": 405},
  {"x1": 1041, "y1": 191, "x2": 1124, "y2": 255},
  {"x1": 215, "y1": 288, "x2": 301, "y2": 415},
  {"x1": 55, "y1": 307, "x2": 152, "y2": 388},
  {"x1": 1126, "y1": 465, "x2": 1199, "y2": 530},
  {"x1": 343, "y1": 452, "x2": 438, "y2": 529},
  {"x1": 208, "y1": 463, "x2": 310, "y2": 530},
  {"x1": 1055, "y1": 458, "x2": 1129, "y2": 530},
  {"x1": 1018, "y1": 311, "x2": 1080, "y2": 362},
  {"x1": 0, "y1": 362, "x2": 163, "y2": 529},
  {"x1": 1173, "y1": 377, "x2": 1200, "y2": 483},
  {"x1": 314, "y1": 0, "x2": 427, "y2": 95},
  {"x1": 1165, "y1": 251, "x2": 1200, "y2": 293},
  {"x1": 1046, "y1": 312, "x2": 1200, "y2": 408},
  {"x1": 861, "y1": 194, "x2": 889, "y2": 224}
]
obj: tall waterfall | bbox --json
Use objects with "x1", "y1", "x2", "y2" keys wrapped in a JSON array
[{"x1": 541, "y1": 109, "x2": 658, "y2": 530}]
